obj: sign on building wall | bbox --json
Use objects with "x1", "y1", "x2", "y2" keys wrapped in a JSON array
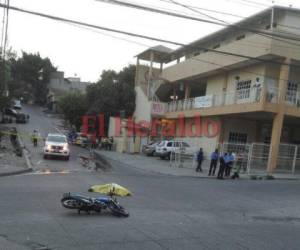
[
  {"x1": 151, "y1": 102, "x2": 166, "y2": 115},
  {"x1": 194, "y1": 95, "x2": 213, "y2": 108}
]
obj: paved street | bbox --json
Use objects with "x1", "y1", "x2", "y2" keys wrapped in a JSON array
[{"x1": 0, "y1": 105, "x2": 300, "y2": 249}]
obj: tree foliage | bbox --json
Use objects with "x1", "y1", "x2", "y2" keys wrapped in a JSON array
[
  {"x1": 10, "y1": 52, "x2": 56, "y2": 104},
  {"x1": 86, "y1": 65, "x2": 136, "y2": 132},
  {"x1": 0, "y1": 49, "x2": 16, "y2": 110},
  {"x1": 57, "y1": 92, "x2": 88, "y2": 130}
]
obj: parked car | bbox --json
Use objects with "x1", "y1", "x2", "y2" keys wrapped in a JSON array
[
  {"x1": 16, "y1": 113, "x2": 29, "y2": 123},
  {"x1": 142, "y1": 141, "x2": 160, "y2": 156},
  {"x1": 13, "y1": 100, "x2": 22, "y2": 110},
  {"x1": 44, "y1": 133, "x2": 70, "y2": 160},
  {"x1": 4, "y1": 108, "x2": 18, "y2": 117},
  {"x1": 74, "y1": 133, "x2": 89, "y2": 147},
  {"x1": 155, "y1": 140, "x2": 191, "y2": 160}
]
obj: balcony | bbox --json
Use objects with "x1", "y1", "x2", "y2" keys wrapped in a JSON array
[{"x1": 165, "y1": 87, "x2": 278, "y2": 114}]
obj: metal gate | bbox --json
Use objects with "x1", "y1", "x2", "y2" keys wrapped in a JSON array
[{"x1": 169, "y1": 141, "x2": 300, "y2": 175}]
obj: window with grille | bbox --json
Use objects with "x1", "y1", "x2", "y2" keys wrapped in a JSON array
[
  {"x1": 286, "y1": 81, "x2": 298, "y2": 104},
  {"x1": 228, "y1": 132, "x2": 248, "y2": 144},
  {"x1": 236, "y1": 80, "x2": 251, "y2": 99},
  {"x1": 227, "y1": 132, "x2": 248, "y2": 153}
]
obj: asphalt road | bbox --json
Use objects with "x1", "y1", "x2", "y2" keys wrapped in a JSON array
[{"x1": 1, "y1": 105, "x2": 300, "y2": 250}]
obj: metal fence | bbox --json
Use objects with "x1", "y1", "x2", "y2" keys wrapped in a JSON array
[{"x1": 169, "y1": 141, "x2": 300, "y2": 175}]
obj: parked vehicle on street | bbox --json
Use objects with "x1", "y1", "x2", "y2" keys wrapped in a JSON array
[
  {"x1": 13, "y1": 100, "x2": 22, "y2": 110},
  {"x1": 44, "y1": 133, "x2": 70, "y2": 160},
  {"x1": 142, "y1": 141, "x2": 161, "y2": 156},
  {"x1": 74, "y1": 133, "x2": 89, "y2": 147},
  {"x1": 4, "y1": 108, "x2": 18, "y2": 117},
  {"x1": 155, "y1": 140, "x2": 191, "y2": 160},
  {"x1": 61, "y1": 193, "x2": 129, "y2": 217},
  {"x1": 16, "y1": 113, "x2": 29, "y2": 123}
]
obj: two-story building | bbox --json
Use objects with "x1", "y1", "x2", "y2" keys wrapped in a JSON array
[
  {"x1": 47, "y1": 71, "x2": 91, "y2": 111},
  {"x1": 133, "y1": 6, "x2": 300, "y2": 174}
]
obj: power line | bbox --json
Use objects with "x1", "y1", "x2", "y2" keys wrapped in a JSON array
[
  {"x1": 2, "y1": 2, "x2": 300, "y2": 69},
  {"x1": 96, "y1": 0, "x2": 300, "y2": 51},
  {"x1": 0, "y1": 2, "x2": 292, "y2": 87},
  {"x1": 165, "y1": 0, "x2": 230, "y2": 24},
  {"x1": 2, "y1": 2, "x2": 300, "y2": 68},
  {"x1": 157, "y1": 0, "x2": 245, "y2": 19},
  {"x1": 0, "y1": 0, "x2": 6, "y2": 55},
  {"x1": 65, "y1": 21, "x2": 151, "y2": 48},
  {"x1": 95, "y1": 0, "x2": 300, "y2": 44},
  {"x1": 159, "y1": 0, "x2": 300, "y2": 47}
]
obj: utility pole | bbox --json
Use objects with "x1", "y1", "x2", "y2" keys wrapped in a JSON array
[{"x1": 1, "y1": 0, "x2": 9, "y2": 98}]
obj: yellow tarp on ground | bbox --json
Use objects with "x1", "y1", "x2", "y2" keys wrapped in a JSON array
[{"x1": 88, "y1": 183, "x2": 132, "y2": 197}]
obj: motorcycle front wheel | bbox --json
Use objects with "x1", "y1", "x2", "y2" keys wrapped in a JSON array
[{"x1": 107, "y1": 202, "x2": 129, "y2": 217}]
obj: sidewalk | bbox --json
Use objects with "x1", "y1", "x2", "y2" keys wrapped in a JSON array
[
  {"x1": 95, "y1": 150, "x2": 230, "y2": 178},
  {"x1": 0, "y1": 126, "x2": 32, "y2": 177},
  {"x1": 96, "y1": 150, "x2": 300, "y2": 180}
]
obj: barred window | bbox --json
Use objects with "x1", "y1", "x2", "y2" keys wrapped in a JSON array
[
  {"x1": 286, "y1": 81, "x2": 298, "y2": 104},
  {"x1": 228, "y1": 132, "x2": 248, "y2": 144},
  {"x1": 236, "y1": 80, "x2": 251, "y2": 99}
]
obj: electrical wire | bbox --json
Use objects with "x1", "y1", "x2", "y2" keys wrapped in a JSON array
[
  {"x1": 95, "y1": 0, "x2": 300, "y2": 44},
  {"x1": 0, "y1": 2, "x2": 294, "y2": 86},
  {"x1": 65, "y1": 21, "x2": 151, "y2": 48},
  {"x1": 166, "y1": 0, "x2": 230, "y2": 24},
  {"x1": 0, "y1": 0, "x2": 7, "y2": 55},
  {"x1": 157, "y1": 0, "x2": 245, "y2": 19},
  {"x1": 157, "y1": 0, "x2": 300, "y2": 48},
  {"x1": 2, "y1": 2, "x2": 300, "y2": 68}
]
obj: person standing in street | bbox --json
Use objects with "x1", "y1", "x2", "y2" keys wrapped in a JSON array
[
  {"x1": 208, "y1": 149, "x2": 219, "y2": 176},
  {"x1": 196, "y1": 148, "x2": 204, "y2": 172},
  {"x1": 217, "y1": 153, "x2": 226, "y2": 179},
  {"x1": 225, "y1": 152, "x2": 234, "y2": 177},
  {"x1": 31, "y1": 129, "x2": 39, "y2": 147}
]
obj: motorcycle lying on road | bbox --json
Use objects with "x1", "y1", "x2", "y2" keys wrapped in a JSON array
[{"x1": 61, "y1": 193, "x2": 129, "y2": 217}]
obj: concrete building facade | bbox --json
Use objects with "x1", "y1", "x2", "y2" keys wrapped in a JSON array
[
  {"x1": 133, "y1": 6, "x2": 300, "y2": 174},
  {"x1": 47, "y1": 71, "x2": 90, "y2": 111}
]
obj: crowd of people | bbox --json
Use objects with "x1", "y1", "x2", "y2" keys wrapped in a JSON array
[{"x1": 196, "y1": 148, "x2": 246, "y2": 179}]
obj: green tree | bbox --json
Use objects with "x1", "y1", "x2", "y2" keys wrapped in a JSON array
[
  {"x1": 10, "y1": 52, "x2": 56, "y2": 104},
  {"x1": 0, "y1": 49, "x2": 15, "y2": 110},
  {"x1": 58, "y1": 92, "x2": 88, "y2": 130},
  {"x1": 86, "y1": 65, "x2": 136, "y2": 133}
]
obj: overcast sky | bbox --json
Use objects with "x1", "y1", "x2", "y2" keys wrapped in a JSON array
[{"x1": 3, "y1": 0, "x2": 300, "y2": 82}]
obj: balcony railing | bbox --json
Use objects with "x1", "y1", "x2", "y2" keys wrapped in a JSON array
[
  {"x1": 166, "y1": 87, "x2": 279, "y2": 113},
  {"x1": 285, "y1": 90, "x2": 300, "y2": 108}
]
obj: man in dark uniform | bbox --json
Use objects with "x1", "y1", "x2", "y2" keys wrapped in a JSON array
[
  {"x1": 217, "y1": 153, "x2": 226, "y2": 179},
  {"x1": 208, "y1": 149, "x2": 219, "y2": 176}
]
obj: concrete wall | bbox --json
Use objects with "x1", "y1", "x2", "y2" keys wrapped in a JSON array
[
  {"x1": 222, "y1": 118, "x2": 258, "y2": 143},
  {"x1": 134, "y1": 86, "x2": 152, "y2": 122},
  {"x1": 161, "y1": 33, "x2": 272, "y2": 82},
  {"x1": 170, "y1": 116, "x2": 221, "y2": 157},
  {"x1": 271, "y1": 10, "x2": 300, "y2": 61}
]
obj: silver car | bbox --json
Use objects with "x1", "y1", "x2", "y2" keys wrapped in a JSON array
[{"x1": 142, "y1": 141, "x2": 160, "y2": 156}]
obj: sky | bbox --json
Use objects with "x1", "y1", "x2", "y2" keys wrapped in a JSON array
[{"x1": 2, "y1": 0, "x2": 300, "y2": 82}]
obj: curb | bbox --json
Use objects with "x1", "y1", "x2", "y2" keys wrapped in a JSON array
[
  {"x1": 98, "y1": 151, "x2": 300, "y2": 181},
  {"x1": 0, "y1": 168, "x2": 33, "y2": 177},
  {"x1": 18, "y1": 132, "x2": 34, "y2": 173},
  {"x1": 0, "y1": 131, "x2": 33, "y2": 177}
]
